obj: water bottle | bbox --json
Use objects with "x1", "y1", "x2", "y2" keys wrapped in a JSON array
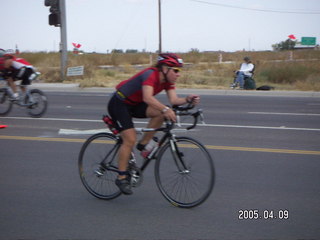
[
  {"x1": 102, "y1": 115, "x2": 119, "y2": 135},
  {"x1": 144, "y1": 137, "x2": 158, "y2": 151},
  {"x1": 28, "y1": 72, "x2": 40, "y2": 81},
  {"x1": 29, "y1": 73, "x2": 36, "y2": 81},
  {"x1": 141, "y1": 137, "x2": 158, "y2": 158}
]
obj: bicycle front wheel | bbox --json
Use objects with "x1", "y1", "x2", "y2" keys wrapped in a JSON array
[
  {"x1": 155, "y1": 137, "x2": 215, "y2": 208},
  {"x1": 78, "y1": 132, "x2": 121, "y2": 200},
  {"x1": 26, "y1": 89, "x2": 48, "y2": 118},
  {"x1": 0, "y1": 88, "x2": 12, "y2": 116}
]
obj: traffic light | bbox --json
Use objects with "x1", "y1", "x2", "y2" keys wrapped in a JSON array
[{"x1": 44, "y1": 0, "x2": 60, "y2": 26}]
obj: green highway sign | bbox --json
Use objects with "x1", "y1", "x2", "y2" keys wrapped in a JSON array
[{"x1": 301, "y1": 37, "x2": 316, "y2": 45}]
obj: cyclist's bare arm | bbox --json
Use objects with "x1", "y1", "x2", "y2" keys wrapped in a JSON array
[
  {"x1": 142, "y1": 85, "x2": 176, "y2": 121},
  {"x1": 166, "y1": 89, "x2": 200, "y2": 106},
  {"x1": 143, "y1": 85, "x2": 168, "y2": 111}
]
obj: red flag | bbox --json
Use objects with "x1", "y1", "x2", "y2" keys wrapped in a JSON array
[
  {"x1": 72, "y1": 43, "x2": 82, "y2": 48},
  {"x1": 288, "y1": 34, "x2": 296, "y2": 40}
]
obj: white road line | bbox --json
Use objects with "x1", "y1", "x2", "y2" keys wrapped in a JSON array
[
  {"x1": 204, "y1": 124, "x2": 320, "y2": 131},
  {"x1": 58, "y1": 128, "x2": 193, "y2": 135},
  {"x1": 58, "y1": 129, "x2": 108, "y2": 135},
  {"x1": 249, "y1": 112, "x2": 320, "y2": 116},
  {"x1": 3, "y1": 116, "x2": 320, "y2": 132},
  {"x1": 3, "y1": 116, "x2": 100, "y2": 122}
]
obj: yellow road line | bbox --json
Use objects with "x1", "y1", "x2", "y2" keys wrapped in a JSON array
[
  {"x1": 205, "y1": 145, "x2": 320, "y2": 155},
  {"x1": 0, "y1": 135, "x2": 85, "y2": 143},
  {"x1": 1, "y1": 135, "x2": 320, "y2": 156}
]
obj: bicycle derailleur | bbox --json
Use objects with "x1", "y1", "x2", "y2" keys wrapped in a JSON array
[{"x1": 128, "y1": 158, "x2": 143, "y2": 187}]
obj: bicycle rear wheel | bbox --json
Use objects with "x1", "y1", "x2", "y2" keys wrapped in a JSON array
[
  {"x1": 0, "y1": 88, "x2": 12, "y2": 116},
  {"x1": 155, "y1": 137, "x2": 215, "y2": 208},
  {"x1": 78, "y1": 132, "x2": 121, "y2": 200},
  {"x1": 26, "y1": 89, "x2": 48, "y2": 118}
]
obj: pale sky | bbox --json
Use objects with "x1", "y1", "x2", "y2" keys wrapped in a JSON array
[{"x1": 1, "y1": 0, "x2": 320, "y2": 53}]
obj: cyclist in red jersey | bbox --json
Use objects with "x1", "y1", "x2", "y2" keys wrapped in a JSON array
[
  {"x1": 0, "y1": 52, "x2": 37, "y2": 99},
  {"x1": 107, "y1": 53, "x2": 200, "y2": 195},
  {"x1": 0, "y1": 49, "x2": 6, "y2": 76}
]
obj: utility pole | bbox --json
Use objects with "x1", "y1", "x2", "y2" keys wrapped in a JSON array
[
  {"x1": 59, "y1": 0, "x2": 68, "y2": 81},
  {"x1": 158, "y1": 0, "x2": 162, "y2": 53}
]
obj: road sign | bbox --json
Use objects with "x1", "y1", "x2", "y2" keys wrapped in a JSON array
[
  {"x1": 67, "y1": 66, "x2": 84, "y2": 76},
  {"x1": 301, "y1": 37, "x2": 316, "y2": 46}
]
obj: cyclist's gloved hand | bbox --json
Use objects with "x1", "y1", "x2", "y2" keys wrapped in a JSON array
[{"x1": 186, "y1": 95, "x2": 200, "y2": 105}]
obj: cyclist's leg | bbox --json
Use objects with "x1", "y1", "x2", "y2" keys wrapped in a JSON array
[
  {"x1": 7, "y1": 77, "x2": 18, "y2": 94},
  {"x1": 108, "y1": 95, "x2": 136, "y2": 194},
  {"x1": 19, "y1": 68, "x2": 32, "y2": 94},
  {"x1": 138, "y1": 105, "x2": 164, "y2": 145},
  {"x1": 116, "y1": 129, "x2": 137, "y2": 195},
  {"x1": 118, "y1": 128, "x2": 136, "y2": 179}
]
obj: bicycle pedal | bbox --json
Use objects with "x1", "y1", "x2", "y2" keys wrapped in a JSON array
[{"x1": 94, "y1": 169, "x2": 104, "y2": 177}]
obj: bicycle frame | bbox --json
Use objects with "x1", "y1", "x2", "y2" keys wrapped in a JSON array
[
  {"x1": 4, "y1": 85, "x2": 33, "y2": 106},
  {"x1": 140, "y1": 125, "x2": 175, "y2": 171},
  {"x1": 100, "y1": 105, "x2": 204, "y2": 176},
  {"x1": 79, "y1": 105, "x2": 214, "y2": 207},
  {"x1": 100, "y1": 123, "x2": 177, "y2": 174},
  {"x1": 1, "y1": 75, "x2": 48, "y2": 118}
]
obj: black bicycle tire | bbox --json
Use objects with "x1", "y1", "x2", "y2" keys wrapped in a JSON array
[
  {"x1": 26, "y1": 89, "x2": 48, "y2": 118},
  {"x1": 0, "y1": 88, "x2": 13, "y2": 116},
  {"x1": 78, "y1": 132, "x2": 122, "y2": 200},
  {"x1": 155, "y1": 136, "x2": 215, "y2": 208}
]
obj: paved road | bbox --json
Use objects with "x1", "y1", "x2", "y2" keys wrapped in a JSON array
[{"x1": 1, "y1": 90, "x2": 320, "y2": 239}]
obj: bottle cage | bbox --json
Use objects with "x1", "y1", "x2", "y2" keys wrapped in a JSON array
[{"x1": 102, "y1": 115, "x2": 119, "y2": 135}]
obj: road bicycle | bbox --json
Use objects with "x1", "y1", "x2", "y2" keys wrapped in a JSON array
[
  {"x1": 78, "y1": 105, "x2": 215, "y2": 208},
  {"x1": 0, "y1": 81, "x2": 48, "y2": 118}
]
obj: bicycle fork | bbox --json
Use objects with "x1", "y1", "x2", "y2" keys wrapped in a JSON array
[{"x1": 169, "y1": 138, "x2": 190, "y2": 174}]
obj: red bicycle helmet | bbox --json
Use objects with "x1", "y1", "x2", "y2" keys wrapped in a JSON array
[
  {"x1": 157, "y1": 53, "x2": 183, "y2": 67},
  {"x1": 3, "y1": 53, "x2": 14, "y2": 59}
]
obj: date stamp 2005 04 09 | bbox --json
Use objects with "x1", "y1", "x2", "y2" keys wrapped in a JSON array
[{"x1": 238, "y1": 209, "x2": 289, "y2": 220}]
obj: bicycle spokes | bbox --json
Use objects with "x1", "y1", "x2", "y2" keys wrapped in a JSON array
[
  {"x1": 94, "y1": 143, "x2": 120, "y2": 177},
  {"x1": 155, "y1": 137, "x2": 215, "y2": 208},
  {"x1": 78, "y1": 133, "x2": 122, "y2": 200}
]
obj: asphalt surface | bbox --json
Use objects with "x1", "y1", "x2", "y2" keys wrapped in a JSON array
[{"x1": 0, "y1": 85, "x2": 320, "y2": 240}]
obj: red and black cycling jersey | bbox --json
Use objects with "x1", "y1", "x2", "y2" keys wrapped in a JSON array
[
  {"x1": 115, "y1": 67, "x2": 175, "y2": 105},
  {"x1": 0, "y1": 56, "x2": 33, "y2": 78}
]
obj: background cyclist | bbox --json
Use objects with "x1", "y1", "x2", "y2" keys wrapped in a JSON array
[
  {"x1": 107, "y1": 53, "x2": 200, "y2": 195},
  {"x1": 0, "y1": 52, "x2": 37, "y2": 100}
]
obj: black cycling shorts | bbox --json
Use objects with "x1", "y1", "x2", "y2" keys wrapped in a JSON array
[
  {"x1": 107, "y1": 93, "x2": 148, "y2": 132},
  {"x1": 15, "y1": 67, "x2": 34, "y2": 85}
]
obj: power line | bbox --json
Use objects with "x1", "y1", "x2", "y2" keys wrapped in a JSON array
[{"x1": 189, "y1": 0, "x2": 320, "y2": 14}]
